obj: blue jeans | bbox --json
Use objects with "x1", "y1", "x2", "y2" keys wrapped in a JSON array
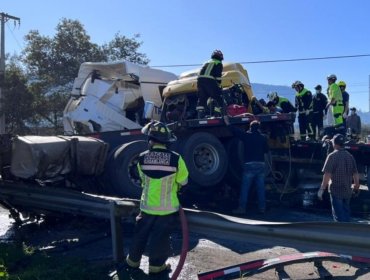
[
  {"x1": 238, "y1": 162, "x2": 266, "y2": 211},
  {"x1": 330, "y1": 194, "x2": 351, "y2": 222}
]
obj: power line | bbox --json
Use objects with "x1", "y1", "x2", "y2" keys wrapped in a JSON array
[
  {"x1": 151, "y1": 54, "x2": 370, "y2": 68},
  {"x1": 6, "y1": 21, "x2": 23, "y2": 51}
]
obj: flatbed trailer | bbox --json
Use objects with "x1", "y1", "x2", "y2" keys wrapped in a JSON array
[{"x1": 1, "y1": 112, "x2": 370, "y2": 215}]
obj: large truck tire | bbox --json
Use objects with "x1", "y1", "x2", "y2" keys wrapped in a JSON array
[
  {"x1": 104, "y1": 140, "x2": 147, "y2": 199},
  {"x1": 180, "y1": 132, "x2": 228, "y2": 187}
]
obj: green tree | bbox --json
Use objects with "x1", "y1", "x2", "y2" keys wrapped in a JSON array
[
  {"x1": 3, "y1": 55, "x2": 34, "y2": 135},
  {"x1": 21, "y1": 18, "x2": 150, "y2": 133},
  {"x1": 23, "y1": 19, "x2": 104, "y2": 85},
  {"x1": 101, "y1": 33, "x2": 149, "y2": 64}
]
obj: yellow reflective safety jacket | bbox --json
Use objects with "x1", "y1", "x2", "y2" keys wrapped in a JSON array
[
  {"x1": 137, "y1": 144, "x2": 189, "y2": 215},
  {"x1": 328, "y1": 83, "x2": 344, "y2": 125}
]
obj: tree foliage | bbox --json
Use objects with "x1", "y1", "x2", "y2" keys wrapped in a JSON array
[
  {"x1": 23, "y1": 19, "x2": 104, "y2": 86},
  {"x1": 15, "y1": 18, "x2": 150, "y2": 133},
  {"x1": 3, "y1": 55, "x2": 34, "y2": 135},
  {"x1": 101, "y1": 33, "x2": 149, "y2": 64}
]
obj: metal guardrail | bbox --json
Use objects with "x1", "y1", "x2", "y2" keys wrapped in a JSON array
[
  {"x1": 0, "y1": 181, "x2": 138, "y2": 262},
  {"x1": 185, "y1": 209, "x2": 370, "y2": 258},
  {"x1": 1, "y1": 181, "x2": 370, "y2": 264}
]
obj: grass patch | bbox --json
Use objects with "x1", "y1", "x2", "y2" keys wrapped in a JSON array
[{"x1": 0, "y1": 243, "x2": 111, "y2": 280}]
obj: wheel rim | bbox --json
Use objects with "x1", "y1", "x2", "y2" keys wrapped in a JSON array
[{"x1": 192, "y1": 143, "x2": 220, "y2": 175}]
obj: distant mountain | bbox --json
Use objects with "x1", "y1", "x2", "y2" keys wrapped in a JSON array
[{"x1": 357, "y1": 111, "x2": 370, "y2": 125}]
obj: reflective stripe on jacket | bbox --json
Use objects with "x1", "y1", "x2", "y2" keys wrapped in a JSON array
[
  {"x1": 328, "y1": 83, "x2": 343, "y2": 105},
  {"x1": 138, "y1": 144, "x2": 188, "y2": 215},
  {"x1": 198, "y1": 59, "x2": 223, "y2": 84},
  {"x1": 295, "y1": 88, "x2": 313, "y2": 113}
]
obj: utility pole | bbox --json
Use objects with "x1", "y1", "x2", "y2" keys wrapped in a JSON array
[{"x1": 0, "y1": 12, "x2": 20, "y2": 134}]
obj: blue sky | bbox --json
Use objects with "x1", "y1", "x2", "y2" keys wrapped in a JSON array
[{"x1": 2, "y1": 0, "x2": 370, "y2": 111}]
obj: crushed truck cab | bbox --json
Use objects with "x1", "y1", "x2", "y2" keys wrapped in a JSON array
[
  {"x1": 161, "y1": 63, "x2": 254, "y2": 122},
  {"x1": 63, "y1": 61, "x2": 177, "y2": 134}
]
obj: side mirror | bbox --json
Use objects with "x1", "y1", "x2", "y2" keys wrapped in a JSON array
[{"x1": 143, "y1": 101, "x2": 155, "y2": 120}]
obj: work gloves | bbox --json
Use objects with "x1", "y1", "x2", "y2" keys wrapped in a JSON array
[{"x1": 317, "y1": 188, "x2": 325, "y2": 200}]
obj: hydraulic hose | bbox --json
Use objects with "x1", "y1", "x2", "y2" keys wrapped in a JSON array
[
  {"x1": 279, "y1": 141, "x2": 292, "y2": 201},
  {"x1": 171, "y1": 207, "x2": 189, "y2": 280}
]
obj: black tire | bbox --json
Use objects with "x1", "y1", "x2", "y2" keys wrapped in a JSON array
[
  {"x1": 104, "y1": 140, "x2": 148, "y2": 198},
  {"x1": 180, "y1": 132, "x2": 228, "y2": 187},
  {"x1": 225, "y1": 137, "x2": 245, "y2": 187}
]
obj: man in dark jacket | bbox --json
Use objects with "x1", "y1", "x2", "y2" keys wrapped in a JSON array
[
  {"x1": 196, "y1": 50, "x2": 224, "y2": 118},
  {"x1": 346, "y1": 107, "x2": 361, "y2": 140},
  {"x1": 224, "y1": 116, "x2": 269, "y2": 214},
  {"x1": 312, "y1": 85, "x2": 328, "y2": 139},
  {"x1": 338, "y1": 81, "x2": 349, "y2": 128}
]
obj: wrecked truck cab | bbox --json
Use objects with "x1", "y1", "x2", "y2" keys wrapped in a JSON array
[
  {"x1": 160, "y1": 62, "x2": 255, "y2": 122},
  {"x1": 63, "y1": 61, "x2": 177, "y2": 134}
]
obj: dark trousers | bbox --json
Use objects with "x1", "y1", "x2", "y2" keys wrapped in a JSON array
[
  {"x1": 342, "y1": 117, "x2": 347, "y2": 130},
  {"x1": 128, "y1": 212, "x2": 177, "y2": 267},
  {"x1": 239, "y1": 162, "x2": 266, "y2": 211},
  {"x1": 197, "y1": 78, "x2": 224, "y2": 113},
  {"x1": 298, "y1": 113, "x2": 314, "y2": 140},
  {"x1": 312, "y1": 112, "x2": 324, "y2": 139}
]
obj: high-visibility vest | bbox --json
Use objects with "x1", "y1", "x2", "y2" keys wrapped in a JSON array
[
  {"x1": 295, "y1": 88, "x2": 313, "y2": 113},
  {"x1": 276, "y1": 96, "x2": 290, "y2": 108},
  {"x1": 198, "y1": 59, "x2": 222, "y2": 83},
  {"x1": 138, "y1": 144, "x2": 188, "y2": 215},
  {"x1": 328, "y1": 83, "x2": 343, "y2": 105},
  {"x1": 329, "y1": 83, "x2": 344, "y2": 125}
]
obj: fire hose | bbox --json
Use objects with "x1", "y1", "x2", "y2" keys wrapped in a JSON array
[{"x1": 171, "y1": 206, "x2": 189, "y2": 280}]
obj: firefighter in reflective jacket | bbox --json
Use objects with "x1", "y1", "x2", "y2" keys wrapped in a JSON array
[
  {"x1": 267, "y1": 91, "x2": 297, "y2": 113},
  {"x1": 267, "y1": 91, "x2": 297, "y2": 137},
  {"x1": 326, "y1": 74, "x2": 344, "y2": 127},
  {"x1": 126, "y1": 121, "x2": 189, "y2": 274},
  {"x1": 292, "y1": 81, "x2": 314, "y2": 140},
  {"x1": 196, "y1": 50, "x2": 224, "y2": 118}
]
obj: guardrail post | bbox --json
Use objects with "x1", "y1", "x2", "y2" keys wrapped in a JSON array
[{"x1": 110, "y1": 200, "x2": 124, "y2": 263}]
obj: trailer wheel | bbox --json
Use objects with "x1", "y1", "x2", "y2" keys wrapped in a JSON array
[
  {"x1": 225, "y1": 137, "x2": 245, "y2": 187},
  {"x1": 181, "y1": 132, "x2": 227, "y2": 187},
  {"x1": 105, "y1": 140, "x2": 147, "y2": 198}
]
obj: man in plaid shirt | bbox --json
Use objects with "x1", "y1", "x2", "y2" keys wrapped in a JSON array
[{"x1": 318, "y1": 134, "x2": 360, "y2": 222}]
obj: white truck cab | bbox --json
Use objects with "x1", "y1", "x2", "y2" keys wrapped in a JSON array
[{"x1": 63, "y1": 61, "x2": 177, "y2": 134}]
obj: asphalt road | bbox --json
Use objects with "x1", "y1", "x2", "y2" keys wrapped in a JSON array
[{"x1": 1, "y1": 205, "x2": 370, "y2": 279}]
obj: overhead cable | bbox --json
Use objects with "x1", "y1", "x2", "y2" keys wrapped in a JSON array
[{"x1": 151, "y1": 54, "x2": 370, "y2": 68}]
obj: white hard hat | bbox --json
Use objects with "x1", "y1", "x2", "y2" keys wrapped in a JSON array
[{"x1": 267, "y1": 91, "x2": 278, "y2": 101}]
